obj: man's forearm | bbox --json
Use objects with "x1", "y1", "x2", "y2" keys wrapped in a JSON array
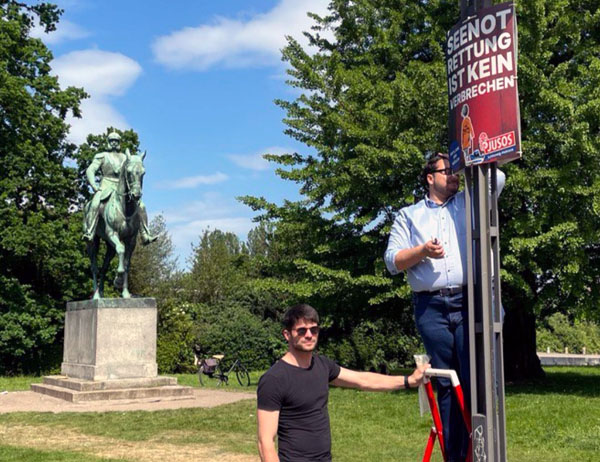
[
  {"x1": 359, "y1": 372, "x2": 405, "y2": 391},
  {"x1": 394, "y1": 244, "x2": 426, "y2": 271},
  {"x1": 337, "y1": 371, "x2": 411, "y2": 391},
  {"x1": 258, "y1": 439, "x2": 279, "y2": 462}
]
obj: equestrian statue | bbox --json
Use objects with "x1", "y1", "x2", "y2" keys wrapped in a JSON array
[{"x1": 83, "y1": 131, "x2": 157, "y2": 299}]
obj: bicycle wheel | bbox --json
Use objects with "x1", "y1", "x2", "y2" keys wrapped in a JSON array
[
  {"x1": 198, "y1": 364, "x2": 206, "y2": 386},
  {"x1": 215, "y1": 364, "x2": 228, "y2": 386},
  {"x1": 235, "y1": 363, "x2": 251, "y2": 386}
]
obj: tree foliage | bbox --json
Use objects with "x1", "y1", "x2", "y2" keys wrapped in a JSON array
[
  {"x1": 0, "y1": 1, "x2": 88, "y2": 373},
  {"x1": 168, "y1": 228, "x2": 288, "y2": 372},
  {"x1": 242, "y1": 0, "x2": 600, "y2": 377},
  {"x1": 498, "y1": 0, "x2": 600, "y2": 378},
  {"x1": 128, "y1": 214, "x2": 178, "y2": 297},
  {"x1": 186, "y1": 229, "x2": 248, "y2": 305},
  {"x1": 241, "y1": 0, "x2": 454, "y2": 369},
  {"x1": 537, "y1": 313, "x2": 600, "y2": 354}
]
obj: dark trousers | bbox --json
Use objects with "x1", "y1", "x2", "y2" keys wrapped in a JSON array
[{"x1": 413, "y1": 290, "x2": 470, "y2": 462}]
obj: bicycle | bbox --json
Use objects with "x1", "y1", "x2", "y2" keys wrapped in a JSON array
[{"x1": 197, "y1": 354, "x2": 251, "y2": 387}]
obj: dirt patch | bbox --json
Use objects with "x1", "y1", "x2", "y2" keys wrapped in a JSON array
[
  {"x1": 0, "y1": 424, "x2": 259, "y2": 462},
  {"x1": 0, "y1": 388, "x2": 255, "y2": 413}
]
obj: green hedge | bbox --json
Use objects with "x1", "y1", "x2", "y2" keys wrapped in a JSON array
[
  {"x1": 193, "y1": 302, "x2": 286, "y2": 371},
  {"x1": 537, "y1": 313, "x2": 600, "y2": 354},
  {"x1": 319, "y1": 319, "x2": 423, "y2": 372}
]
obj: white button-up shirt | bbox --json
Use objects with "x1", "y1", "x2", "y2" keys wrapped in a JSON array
[{"x1": 384, "y1": 171, "x2": 505, "y2": 292}]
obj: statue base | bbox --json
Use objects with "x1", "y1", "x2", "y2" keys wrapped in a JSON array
[
  {"x1": 31, "y1": 298, "x2": 192, "y2": 402},
  {"x1": 31, "y1": 375, "x2": 193, "y2": 402},
  {"x1": 60, "y1": 298, "x2": 158, "y2": 380}
]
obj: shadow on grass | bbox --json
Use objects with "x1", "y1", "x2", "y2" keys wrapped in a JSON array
[{"x1": 506, "y1": 368, "x2": 600, "y2": 398}]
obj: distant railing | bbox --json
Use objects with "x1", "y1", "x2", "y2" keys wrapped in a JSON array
[{"x1": 537, "y1": 351, "x2": 600, "y2": 366}]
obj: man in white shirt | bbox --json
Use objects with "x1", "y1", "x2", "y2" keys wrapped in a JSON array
[{"x1": 384, "y1": 153, "x2": 505, "y2": 462}]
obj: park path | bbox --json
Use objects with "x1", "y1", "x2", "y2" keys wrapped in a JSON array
[
  {"x1": 0, "y1": 423, "x2": 260, "y2": 462},
  {"x1": 0, "y1": 388, "x2": 255, "y2": 413}
]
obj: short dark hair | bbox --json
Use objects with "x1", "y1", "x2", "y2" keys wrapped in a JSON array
[
  {"x1": 282, "y1": 304, "x2": 319, "y2": 331},
  {"x1": 422, "y1": 152, "x2": 449, "y2": 187}
]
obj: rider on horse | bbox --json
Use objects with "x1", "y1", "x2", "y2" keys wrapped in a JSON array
[{"x1": 83, "y1": 131, "x2": 157, "y2": 245}]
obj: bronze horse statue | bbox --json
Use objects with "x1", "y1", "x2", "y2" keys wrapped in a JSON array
[{"x1": 85, "y1": 151, "x2": 147, "y2": 299}]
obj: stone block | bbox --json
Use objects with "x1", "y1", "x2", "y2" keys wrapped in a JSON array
[
  {"x1": 31, "y1": 375, "x2": 193, "y2": 403},
  {"x1": 61, "y1": 298, "x2": 158, "y2": 381}
]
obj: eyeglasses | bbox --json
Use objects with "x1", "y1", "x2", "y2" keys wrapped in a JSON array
[
  {"x1": 293, "y1": 326, "x2": 320, "y2": 336},
  {"x1": 431, "y1": 167, "x2": 454, "y2": 176}
]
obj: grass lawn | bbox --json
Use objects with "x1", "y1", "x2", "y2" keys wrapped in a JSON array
[{"x1": 0, "y1": 367, "x2": 598, "y2": 461}]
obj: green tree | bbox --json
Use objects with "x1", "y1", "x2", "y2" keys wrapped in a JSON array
[
  {"x1": 242, "y1": 0, "x2": 600, "y2": 378},
  {"x1": 186, "y1": 229, "x2": 247, "y2": 304},
  {"x1": 499, "y1": 0, "x2": 600, "y2": 379},
  {"x1": 0, "y1": 1, "x2": 88, "y2": 373},
  {"x1": 128, "y1": 214, "x2": 177, "y2": 297},
  {"x1": 242, "y1": 0, "x2": 451, "y2": 370}
]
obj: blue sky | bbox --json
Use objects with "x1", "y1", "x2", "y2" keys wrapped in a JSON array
[{"x1": 32, "y1": 0, "x2": 329, "y2": 267}]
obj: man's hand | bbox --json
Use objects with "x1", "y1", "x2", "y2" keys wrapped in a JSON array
[
  {"x1": 423, "y1": 239, "x2": 444, "y2": 259},
  {"x1": 407, "y1": 363, "x2": 431, "y2": 388}
]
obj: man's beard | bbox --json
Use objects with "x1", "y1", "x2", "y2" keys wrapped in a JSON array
[
  {"x1": 433, "y1": 180, "x2": 458, "y2": 200},
  {"x1": 446, "y1": 179, "x2": 459, "y2": 195},
  {"x1": 292, "y1": 338, "x2": 317, "y2": 352}
]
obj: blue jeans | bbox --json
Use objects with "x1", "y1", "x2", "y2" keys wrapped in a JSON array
[{"x1": 413, "y1": 290, "x2": 470, "y2": 462}]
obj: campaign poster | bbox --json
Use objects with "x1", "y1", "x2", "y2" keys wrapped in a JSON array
[{"x1": 446, "y1": 2, "x2": 521, "y2": 172}]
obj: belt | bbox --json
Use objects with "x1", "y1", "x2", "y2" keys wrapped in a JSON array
[{"x1": 416, "y1": 286, "x2": 465, "y2": 297}]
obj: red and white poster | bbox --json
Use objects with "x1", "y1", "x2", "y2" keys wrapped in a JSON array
[{"x1": 446, "y1": 2, "x2": 521, "y2": 172}]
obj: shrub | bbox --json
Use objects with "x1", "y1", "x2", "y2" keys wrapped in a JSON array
[
  {"x1": 537, "y1": 313, "x2": 600, "y2": 354},
  {"x1": 156, "y1": 299, "x2": 197, "y2": 374},
  {"x1": 319, "y1": 319, "x2": 423, "y2": 372},
  {"x1": 193, "y1": 302, "x2": 286, "y2": 371}
]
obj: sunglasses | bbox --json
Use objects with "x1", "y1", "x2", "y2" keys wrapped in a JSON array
[
  {"x1": 293, "y1": 326, "x2": 320, "y2": 336},
  {"x1": 431, "y1": 167, "x2": 454, "y2": 176}
]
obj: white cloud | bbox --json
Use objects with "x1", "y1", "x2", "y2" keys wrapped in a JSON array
[
  {"x1": 53, "y1": 50, "x2": 142, "y2": 96},
  {"x1": 66, "y1": 99, "x2": 128, "y2": 146},
  {"x1": 227, "y1": 146, "x2": 290, "y2": 171},
  {"x1": 52, "y1": 49, "x2": 143, "y2": 144},
  {"x1": 152, "y1": 0, "x2": 330, "y2": 70},
  {"x1": 31, "y1": 19, "x2": 89, "y2": 45},
  {"x1": 157, "y1": 172, "x2": 229, "y2": 190}
]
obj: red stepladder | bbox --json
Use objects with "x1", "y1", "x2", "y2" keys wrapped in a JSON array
[{"x1": 421, "y1": 368, "x2": 472, "y2": 462}]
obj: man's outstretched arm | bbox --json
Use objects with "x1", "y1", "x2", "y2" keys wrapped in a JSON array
[
  {"x1": 257, "y1": 409, "x2": 280, "y2": 462},
  {"x1": 331, "y1": 363, "x2": 430, "y2": 391}
]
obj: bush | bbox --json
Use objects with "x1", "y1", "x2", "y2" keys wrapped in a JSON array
[
  {"x1": 193, "y1": 302, "x2": 286, "y2": 371},
  {"x1": 537, "y1": 313, "x2": 600, "y2": 354},
  {"x1": 156, "y1": 299, "x2": 197, "y2": 374},
  {"x1": 319, "y1": 319, "x2": 423, "y2": 372}
]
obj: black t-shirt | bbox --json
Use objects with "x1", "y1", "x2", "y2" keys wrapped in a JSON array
[{"x1": 257, "y1": 354, "x2": 341, "y2": 462}]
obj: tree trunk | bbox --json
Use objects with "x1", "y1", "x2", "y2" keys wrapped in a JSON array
[{"x1": 502, "y1": 298, "x2": 545, "y2": 381}]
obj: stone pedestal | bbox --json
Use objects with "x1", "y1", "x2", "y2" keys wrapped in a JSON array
[
  {"x1": 32, "y1": 298, "x2": 193, "y2": 402},
  {"x1": 61, "y1": 298, "x2": 158, "y2": 380}
]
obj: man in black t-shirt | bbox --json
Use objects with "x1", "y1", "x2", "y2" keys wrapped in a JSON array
[{"x1": 257, "y1": 304, "x2": 430, "y2": 462}]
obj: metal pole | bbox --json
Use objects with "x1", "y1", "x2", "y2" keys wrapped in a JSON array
[{"x1": 459, "y1": 1, "x2": 507, "y2": 461}]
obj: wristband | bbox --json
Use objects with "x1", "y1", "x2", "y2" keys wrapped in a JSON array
[{"x1": 404, "y1": 375, "x2": 411, "y2": 389}]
